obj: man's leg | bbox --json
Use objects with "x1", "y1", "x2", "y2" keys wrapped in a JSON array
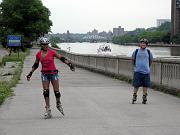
[
  {"x1": 132, "y1": 72, "x2": 141, "y2": 104},
  {"x1": 132, "y1": 87, "x2": 138, "y2": 104},
  {"x1": 142, "y1": 73, "x2": 150, "y2": 104},
  {"x1": 142, "y1": 87, "x2": 148, "y2": 104},
  {"x1": 143, "y1": 87, "x2": 148, "y2": 96}
]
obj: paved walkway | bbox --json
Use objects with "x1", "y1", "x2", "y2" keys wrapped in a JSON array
[
  {"x1": 0, "y1": 48, "x2": 9, "y2": 57},
  {"x1": 0, "y1": 49, "x2": 180, "y2": 135}
]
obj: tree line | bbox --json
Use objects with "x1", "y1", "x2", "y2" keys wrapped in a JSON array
[
  {"x1": 0, "y1": 0, "x2": 52, "y2": 48},
  {"x1": 112, "y1": 22, "x2": 180, "y2": 45}
]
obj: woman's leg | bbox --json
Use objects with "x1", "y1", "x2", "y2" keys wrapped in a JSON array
[
  {"x1": 42, "y1": 80, "x2": 50, "y2": 108},
  {"x1": 41, "y1": 73, "x2": 52, "y2": 119},
  {"x1": 51, "y1": 79, "x2": 61, "y2": 103},
  {"x1": 51, "y1": 78, "x2": 64, "y2": 115}
]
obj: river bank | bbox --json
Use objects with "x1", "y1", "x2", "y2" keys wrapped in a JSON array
[
  {"x1": 57, "y1": 42, "x2": 179, "y2": 58},
  {"x1": 124, "y1": 43, "x2": 180, "y2": 47}
]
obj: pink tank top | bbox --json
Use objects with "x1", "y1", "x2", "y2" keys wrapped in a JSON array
[{"x1": 36, "y1": 49, "x2": 57, "y2": 73}]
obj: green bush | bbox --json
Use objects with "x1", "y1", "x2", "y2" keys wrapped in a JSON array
[
  {"x1": 0, "y1": 57, "x2": 2, "y2": 66},
  {"x1": 2, "y1": 50, "x2": 29, "y2": 63},
  {"x1": 0, "y1": 50, "x2": 29, "y2": 105},
  {"x1": 51, "y1": 42, "x2": 60, "y2": 49},
  {"x1": 0, "y1": 83, "x2": 11, "y2": 104}
]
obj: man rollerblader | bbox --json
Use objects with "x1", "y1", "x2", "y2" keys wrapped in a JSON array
[{"x1": 131, "y1": 38, "x2": 153, "y2": 104}]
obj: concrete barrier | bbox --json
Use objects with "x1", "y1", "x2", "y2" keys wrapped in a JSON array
[{"x1": 53, "y1": 48, "x2": 180, "y2": 92}]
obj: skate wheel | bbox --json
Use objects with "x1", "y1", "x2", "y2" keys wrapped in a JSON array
[{"x1": 142, "y1": 101, "x2": 146, "y2": 104}]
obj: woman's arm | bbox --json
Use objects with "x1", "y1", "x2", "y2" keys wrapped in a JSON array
[
  {"x1": 26, "y1": 58, "x2": 40, "y2": 81},
  {"x1": 54, "y1": 53, "x2": 75, "y2": 71}
]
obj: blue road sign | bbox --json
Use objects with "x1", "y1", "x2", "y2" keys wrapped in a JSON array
[{"x1": 7, "y1": 35, "x2": 21, "y2": 46}]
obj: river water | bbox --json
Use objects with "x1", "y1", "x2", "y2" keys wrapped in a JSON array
[{"x1": 57, "y1": 42, "x2": 172, "y2": 58}]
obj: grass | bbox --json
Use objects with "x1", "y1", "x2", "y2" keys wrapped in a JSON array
[
  {"x1": 2, "y1": 50, "x2": 29, "y2": 63},
  {"x1": 0, "y1": 49, "x2": 29, "y2": 105},
  {"x1": 0, "y1": 83, "x2": 11, "y2": 104},
  {"x1": 0, "y1": 57, "x2": 2, "y2": 66}
]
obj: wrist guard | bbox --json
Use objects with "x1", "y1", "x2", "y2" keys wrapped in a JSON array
[
  {"x1": 32, "y1": 62, "x2": 39, "y2": 69},
  {"x1": 27, "y1": 71, "x2": 33, "y2": 78},
  {"x1": 67, "y1": 63, "x2": 75, "y2": 71},
  {"x1": 60, "y1": 57, "x2": 67, "y2": 63}
]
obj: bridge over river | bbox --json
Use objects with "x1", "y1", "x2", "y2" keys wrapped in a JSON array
[{"x1": 0, "y1": 49, "x2": 180, "y2": 135}]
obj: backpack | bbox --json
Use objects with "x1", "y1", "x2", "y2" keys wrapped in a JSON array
[{"x1": 133, "y1": 49, "x2": 151, "y2": 66}]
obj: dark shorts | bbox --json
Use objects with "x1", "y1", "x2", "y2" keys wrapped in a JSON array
[
  {"x1": 41, "y1": 73, "x2": 59, "y2": 81},
  {"x1": 132, "y1": 72, "x2": 151, "y2": 88}
]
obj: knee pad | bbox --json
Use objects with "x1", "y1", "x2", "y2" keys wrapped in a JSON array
[
  {"x1": 54, "y1": 91, "x2": 61, "y2": 98},
  {"x1": 43, "y1": 89, "x2": 49, "y2": 98}
]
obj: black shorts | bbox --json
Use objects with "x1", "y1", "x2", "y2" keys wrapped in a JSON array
[{"x1": 132, "y1": 72, "x2": 151, "y2": 88}]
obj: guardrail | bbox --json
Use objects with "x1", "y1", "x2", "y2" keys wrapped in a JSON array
[{"x1": 54, "y1": 48, "x2": 180, "y2": 90}]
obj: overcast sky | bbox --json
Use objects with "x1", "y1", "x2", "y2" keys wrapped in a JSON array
[
  {"x1": 0, "y1": 0, "x2": 171, "y2": 33},
  {"x1": 42, "y1": 0, "x2": 171, "y2": 33}
]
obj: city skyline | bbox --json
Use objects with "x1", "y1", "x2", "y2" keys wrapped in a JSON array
[{"x1": 42, "y1": 0, "x2": 171, "y2": 33}]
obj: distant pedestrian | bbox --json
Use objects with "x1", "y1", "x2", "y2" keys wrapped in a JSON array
[
  {"x1": 131, "y1": 38, "x2": 153, "y2": 104},
  {"x1": 26, "y1": 37, "x2": 75, "y2": 119}
]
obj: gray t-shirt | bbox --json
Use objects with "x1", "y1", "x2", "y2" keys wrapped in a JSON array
[{"x1": 132, "y1": 48, "x2": 153, "y2": 74}]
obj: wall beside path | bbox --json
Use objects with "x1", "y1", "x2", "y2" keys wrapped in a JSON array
[{"x1": 52, "y1": 47, "x2": 180, "y2": 96}]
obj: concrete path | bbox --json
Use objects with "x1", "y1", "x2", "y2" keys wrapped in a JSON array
[
  {"x1": 0, "y1": 48, "x2": 9, "y2": 57},
  {"x1": 0, "y1": 49, "x2": 180, "y2": 135}
]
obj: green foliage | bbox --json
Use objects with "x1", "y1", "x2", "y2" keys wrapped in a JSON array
[
  {"x1": 127, "y1": 28, "x2": 146, "y2": 36},
  {"x1": 138, "y1": 31, "x2": 168, "y2": 43},
  {"x1": 51, "y1": 42, "x2": 60, "y2": 49},
  {"x1": 157, "y1": 22, "x2": 171, "y2": 32},
  {"x1": 49, "y1": 36, "x2": 61, "y2": 48},
  {"x1": 113, "y1": 35, "x2": 136, "y2": 44},
  {"x1": 0, "y1": 57, "x2": 2, "y2": 66},
  {"x1": 0, "y1": 0, "x2": 52, "y2": 47},
  {"x1": 0, "y1": 64, "x2": 23, "y2": 105},
  {"x1": 112, "y1": 22, "x2": 171, "y2": 44},
  {"x1": 0, "y1": 49, "x2": 29, "y2": 105},
  {"x1": 0, "y1": 82, "x2": 11, "y2": 104},
  {"x1": 2, "y1": 49, "x2": 29, "y2": 64},
  {"x1": 172, "y1": 34, "x2": 180, "y2": 44},
  {"x1": 49, "y1": 36, "x2": 62, "y2": 43}
]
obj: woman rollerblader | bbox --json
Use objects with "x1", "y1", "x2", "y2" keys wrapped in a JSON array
[{"x1": 26, "y1": 37, "x2": 75, "y2": 119}]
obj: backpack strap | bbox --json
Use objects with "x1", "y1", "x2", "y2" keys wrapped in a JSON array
[
  {"x1": 133, "y1": 49, "x2": 138, "y2": 65},
  {"x1": 134, "y1": 49, "x2": 151, "y2": 67},
  {"x1": 147, "y1": 49, "x2": 151, "y2": 66}
]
